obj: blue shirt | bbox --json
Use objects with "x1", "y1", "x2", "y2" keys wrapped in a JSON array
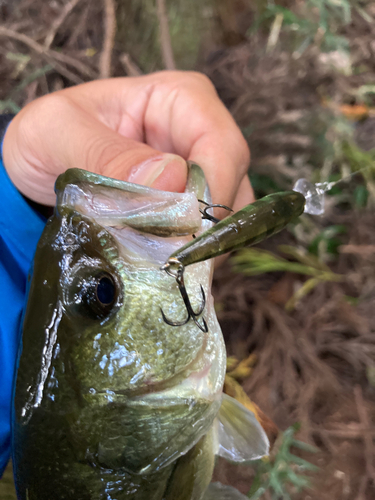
[{"x1": 0, "y1": 138, "x2": 46, "y2": 476}]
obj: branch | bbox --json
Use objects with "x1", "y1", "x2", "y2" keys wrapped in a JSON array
[
  {"x1": 314, "y1": 427, "x2": 375, "y2": 439},
  {"x1": 44, "y1": 0, "x2": 83, "y2": 49},
  {"x1": 120, "y1": 53, "x2": 143, "y2": 77},
  {"x1": 99, "y1": 0, "x2": 116, "y2": 78},
  {"x1": 0, "y1": 26, "x2": 96, "y2": 83},
  {"x1": 156, "y1": 0, "x2": 176, "y2": 70},
  {"x1": 341, "y1": 244, "x2": 375, "y2": 256}
]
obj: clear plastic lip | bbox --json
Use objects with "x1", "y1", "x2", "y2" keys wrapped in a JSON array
[
  {"x1": 293, "y1": 177, "x2": 336, "y2": 216},
  {"x1": 293, "y1": 178, "x2": 325, "y2": 215}
]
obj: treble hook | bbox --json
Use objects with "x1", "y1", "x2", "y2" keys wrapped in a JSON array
[
  {"x1": 160, "y1": 258, "x2": 208, "y2": 333},
  {"x1": 198, "y1": 199, "x2": 233, "y2": 224}
]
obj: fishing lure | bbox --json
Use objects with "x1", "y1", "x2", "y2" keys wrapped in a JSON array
[{"x1": 161, "y1": 180, "x2": 305, "y2": 332}]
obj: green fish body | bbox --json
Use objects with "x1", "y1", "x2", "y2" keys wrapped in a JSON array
[{"x1": 12, "y1": 165, "x2": 269, "y2": 500}]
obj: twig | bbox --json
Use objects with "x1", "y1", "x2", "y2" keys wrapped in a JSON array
[
  {"x1": 120, "y1": 53, "x2": 143, "y2": 77},
  {"x1": 156, "y1": 0, "x2": 176, "y2": 70},
  {"x1": 65, "y1": 2, "x2": 90, "y2": 48},
  {"x1": 313, "y1": 427, "x2": 375, "y2": 439},
  {"x1": 44, "y1": 0, "x2": 83, "y2": 49},
  {"x1": 99, "y1": 0, "x2": 116, "y2": 78},
  {"x1": 267, "y1": 12, "x2": 283, "y2": 52},
  {"x1": 313, "y1": 429, "x2": 337, "y2": 455},
  {"x1": 341, "y1": 244, "x2": 375, "y2": 256},
  {"x1": 24, "y1": 80, "x2": 39, "y2": 105},
  {"x1": 0, "y1": 26, "x2": 96, "y2": 83}
]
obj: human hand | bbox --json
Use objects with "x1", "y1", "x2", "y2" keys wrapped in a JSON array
[{"x1": 3, "y1": 71, "x2": 253, "y2": 212}]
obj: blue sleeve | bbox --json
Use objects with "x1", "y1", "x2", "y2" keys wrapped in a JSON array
[{"x1": 0, "y1": 134, "x2": 46, "y2": 476}]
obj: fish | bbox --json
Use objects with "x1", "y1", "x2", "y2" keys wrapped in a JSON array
[{"x1": 11, "y1": 163, "x2": 305, "y2": 500}]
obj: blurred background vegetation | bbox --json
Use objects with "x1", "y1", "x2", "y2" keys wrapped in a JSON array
[{"x1": 1, "y1": 0, "x2": 375, "y2": 498}]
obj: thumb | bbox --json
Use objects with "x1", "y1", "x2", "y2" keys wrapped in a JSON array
[{"x1": 3, "y1": 97, "x2": 187, "y2": 206}]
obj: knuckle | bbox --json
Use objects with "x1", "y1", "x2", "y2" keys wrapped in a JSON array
[
  {"x1": 160, "y1": 70, "x2": 215, "y2": 91},
  {"x1": 186, "y1": 71, "x2": 215, "y2": 90}
]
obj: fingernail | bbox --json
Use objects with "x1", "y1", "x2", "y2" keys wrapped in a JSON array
[{"x1": 128, "y1": 154, "x2": 186, "y2": 187}]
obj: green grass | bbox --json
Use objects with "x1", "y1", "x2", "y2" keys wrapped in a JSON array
[
  {"x1": 251, "y1": 0, "x2": 352, "y2": 54},
  {"x1": 231, "y1": 245, "x2": 343, "y2": 311},
  {"x1": 248, "y1": 425, "x2": 318, "y2": 500}
]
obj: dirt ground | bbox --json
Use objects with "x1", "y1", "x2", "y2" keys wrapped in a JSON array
[{"x1": 1, "y1": 1, "x2": 375, "y2": 499}]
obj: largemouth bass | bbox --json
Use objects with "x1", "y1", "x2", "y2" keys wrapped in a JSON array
[{"x1": 12, "y1": 164, "x2": 282, "y2": 500}]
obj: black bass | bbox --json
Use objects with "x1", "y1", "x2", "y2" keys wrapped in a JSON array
[{"x1": 12, "y1": 163, "x2": 304, "y2": 499}]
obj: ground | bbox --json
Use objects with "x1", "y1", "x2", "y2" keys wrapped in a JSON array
[{"x1": 1, "y1": 1, "x2": 375, "y2": 498}]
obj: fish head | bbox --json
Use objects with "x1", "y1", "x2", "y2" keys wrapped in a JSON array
[{"x1": 51, "y1": 168, "x2": 225, "y2": 395}]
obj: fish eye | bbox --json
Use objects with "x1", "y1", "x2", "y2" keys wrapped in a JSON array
[
  {"x1": 80, "y1": 271, "x2": 118, "y2": 319},
  {"x1": 96, "y1": 275, "x2": 116, "y2": 305}
]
